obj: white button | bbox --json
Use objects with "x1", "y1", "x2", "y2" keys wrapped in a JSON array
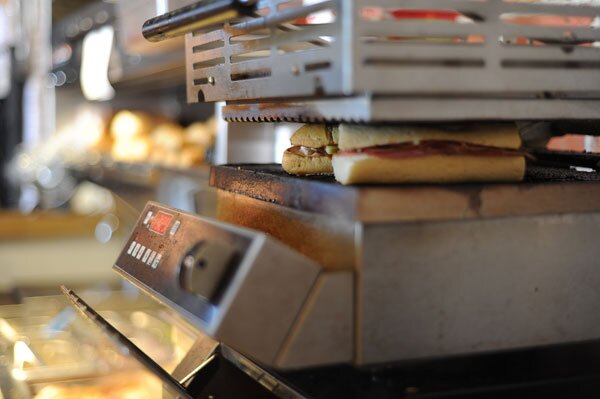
[
  {"x1": 143, "y1": 211, "x2": 153, "y2": 225},
  {"x1": 169, "y1": 220, "x2": 181, "y2": 236},
  {"x1": 141, "y1": 248, "x2": 152, "y2": 263},
  {"x1": 147, "y1": 251, "x2": 157, "y2": 265},
  {"x1": 151, "y1": 253, "x2": 162, "y2": 269},
  {"x1": 131, "y1": 243, "x2": 142, "y2": 257},
  {"x1": 127, "y1": 241, "x2": 137, "y2": 255},
  {"x1": 136, "y1": 245, "x2": 145, "y2": 259}
]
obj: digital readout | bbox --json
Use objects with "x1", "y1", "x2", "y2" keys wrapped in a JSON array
[{"x1": 149, "y1": 211, "x2": 173, "y2": 235}]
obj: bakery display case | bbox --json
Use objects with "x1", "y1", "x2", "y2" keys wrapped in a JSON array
[{"x1": 0, "y1": 289, "x2": 200, "y2": 399}]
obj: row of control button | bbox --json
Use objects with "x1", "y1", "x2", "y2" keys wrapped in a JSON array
[
  {"x1": 126, "y1": 240, "x2": 162, "y2": 269},
  {"x1": 143, "y1": 211, "x2": 153, "y2": 225},
  {"x1": 170, "y1": 220, "x2": 181, "y2": 236}
]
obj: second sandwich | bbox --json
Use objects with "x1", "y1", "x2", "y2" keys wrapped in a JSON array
[{"x1": 282, "y1": 123, "x2": 526, "y2": 185}]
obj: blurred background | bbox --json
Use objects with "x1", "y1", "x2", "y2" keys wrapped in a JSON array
[
  {"x1": 0, "y1": 0, "x2": 299, "y2": 397},
  {"x1": 0, "y1": 0, "x2": 303, "y2": 293},
  {"x1": 1, "y1": 1, "x2": 599, "y2": 397}
]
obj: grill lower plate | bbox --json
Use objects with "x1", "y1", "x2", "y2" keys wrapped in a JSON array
[{"x1": 210, "y1": 163, "x2": 600, "y2": 223}]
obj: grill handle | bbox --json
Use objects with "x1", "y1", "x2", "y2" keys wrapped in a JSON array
[{"x1": 142, "y1": 0, "x2": 258, "y2": 42}]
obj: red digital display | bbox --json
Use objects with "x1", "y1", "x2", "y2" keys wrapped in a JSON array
[{"x1": 149, "y1": 212, "x2": 173, "y2": 235}]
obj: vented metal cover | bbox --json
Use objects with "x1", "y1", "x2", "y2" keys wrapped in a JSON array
[{"x1": 186, "y1": 0, "x2": 600, "y2": 121}]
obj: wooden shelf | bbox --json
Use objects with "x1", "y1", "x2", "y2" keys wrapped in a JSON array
[{"x1": 0, "y1": 211, "x2": 102, "y2": 240}]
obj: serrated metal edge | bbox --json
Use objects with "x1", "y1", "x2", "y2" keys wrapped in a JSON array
[{"x1": 223, "y1": 115, "x2": 368, "y2": 123}]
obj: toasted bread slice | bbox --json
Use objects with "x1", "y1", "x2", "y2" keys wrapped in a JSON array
[
  {"x1": 338, "y1": 124, "x2": 521, "y2": 151},
  {"x1": 333, "y1": 153, "x2": 525, "y2": 184}
]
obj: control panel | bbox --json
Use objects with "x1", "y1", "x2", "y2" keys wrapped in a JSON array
[
  {"x1": 114, "y1": 202, "x2": 321, "y2": 366},
  {"x1": 115, "y1": 202, "x2": 254, "y2": 327}
]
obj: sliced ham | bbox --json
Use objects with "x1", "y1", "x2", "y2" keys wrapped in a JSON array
[{"x1": 337, "y1": 140, "x2": 528, "y2": 159}]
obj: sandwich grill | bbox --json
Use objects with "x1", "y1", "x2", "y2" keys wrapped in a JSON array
[{"x1": 64, "y1": 1, "x2": 600, "y2": 398}]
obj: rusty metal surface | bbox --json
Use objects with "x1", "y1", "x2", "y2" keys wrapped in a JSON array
[
  {"x1": 211, "y1": 164, "x2": 600, "y2": 223},
  {"x1": 216, "y1": 190, "x2": 356, "y2": 270},
  {"x1": 210, "y1": 164, "x2": 359, "y2": 219},
  {"x1": 527, "y1": 165, "x2": 600, "y2": 182}
]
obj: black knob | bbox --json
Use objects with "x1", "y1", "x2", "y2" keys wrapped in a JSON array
[{"x1": 179, "y1": 240, "x2": 237, "y2": 302}]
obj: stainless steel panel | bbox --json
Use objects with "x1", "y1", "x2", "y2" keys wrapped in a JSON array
[
  {"x1": 276, "y1": 271, "x2": 354, "y2": 369},
  {"x1": 183, "y1": 0, "x2": 600, "y2": 121},
  {"x1": 357, "y1": 212, "x2": 600, "y2": 364},
  {"x1": 216, "y1": 236, "x2": 321, "y2": 364}
]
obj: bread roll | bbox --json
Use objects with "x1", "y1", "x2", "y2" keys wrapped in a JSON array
[
  {"x1": 149, "y1": 147, "x2": 168, "y2": 165},
  {"x1": 111, "y1": 137, "x2": 151, "y2": 162},
  {"x1": 109, "y1": 110, "x2": 152, "y2": 141},
  {"x1": 282, "y1": 149, "x2": 333, "y2": 175},
  {"x1": 290, "y1": 124, "x2": 338, "y2": 148},
  {"x1": 178, "y1": 145, "x2": 205, "y2": 168},
  {"x1": 151, "y1": 123, "x2": 185, "y2": 151},
  {"x1": 186, "y1": 122, "x2": 215, "y2": 147}
]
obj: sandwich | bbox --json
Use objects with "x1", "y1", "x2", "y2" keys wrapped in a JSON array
[
  {"x1": 282, "y1": 123, "x2": 526, "y2": 184},
  {"x1": 332, "y1": 124, "x2": 525, "y2": 184},
  {"x1": 281, "y1": 124, "x2": 339, "y2": 175}
]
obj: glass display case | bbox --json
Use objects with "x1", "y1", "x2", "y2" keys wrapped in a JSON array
[{"x1": 0, "y1": 289, "x2": 200, "y2": 399}]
